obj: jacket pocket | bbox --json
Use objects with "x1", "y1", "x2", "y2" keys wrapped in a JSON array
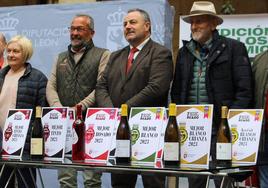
[{"x1": 210, "y1": 55, "x2": 231, "y2": 80}]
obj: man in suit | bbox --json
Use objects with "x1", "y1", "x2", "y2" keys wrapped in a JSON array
[{"x1": 96, "y1": 8, "x2": 173, "y2": 188}]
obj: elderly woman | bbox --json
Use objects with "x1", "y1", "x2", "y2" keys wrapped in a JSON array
[{"x1": 0, "y1": 35, "x2": 47, "y2": 188}]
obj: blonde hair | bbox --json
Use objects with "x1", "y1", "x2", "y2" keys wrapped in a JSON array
[{"x1": 7, "y1": 35, "x2": 33, "y2": 62}]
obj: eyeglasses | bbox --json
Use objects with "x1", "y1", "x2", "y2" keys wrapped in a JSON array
[{"x1": 68, "y1": 26, "x2": 90, "y2": 32}]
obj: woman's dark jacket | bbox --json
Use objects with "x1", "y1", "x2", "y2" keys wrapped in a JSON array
[{"x1": 0, "y1": 63, "x2": 48, "y2": 153}]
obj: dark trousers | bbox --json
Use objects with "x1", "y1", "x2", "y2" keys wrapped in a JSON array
[
  {"x1": 111, "y1": 173, "x2": 165, "y2": 188},
  {"x1": 0, "y1": 165, "x2": 36, "y2": 188}
]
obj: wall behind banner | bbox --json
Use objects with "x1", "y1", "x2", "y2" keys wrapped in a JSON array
[{"x1": 0, "y1": 0, "x2": 174, "y2": 76}]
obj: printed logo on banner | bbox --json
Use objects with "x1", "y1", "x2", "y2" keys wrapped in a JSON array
[
  {"x1": 44, "y1": 123, "x2": 50, "y2": 142},
  {"x1": 85, "y1": 124, "x2": 95, "y2": 144},
  {"x1": 106, "y1": 7, "x2": 127, "y2": 51},
  {"x1": 179, "y1": 122, "x2": 188, "y2": 144},
  {"x1": 0, "y1": 13, "x2": 19, "y2": 40},
  {"x1": 4, "y1": 123, "x2": 13, "y2": 142}
]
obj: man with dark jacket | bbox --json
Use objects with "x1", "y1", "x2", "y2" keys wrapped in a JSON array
[
  {"x1": 171, "y1": 1, "x2": 253, "y2": 188},
  {"x1": 252, "y1": 50, "x2": 268, "y2": 188},
  {"x1": 96, "y1": 8, "x2": 173, "y2": 188},
  {"x1": 46, "y1": 14, "x2": 110, "y2": 188}
]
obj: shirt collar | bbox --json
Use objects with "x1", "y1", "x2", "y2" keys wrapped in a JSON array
[
  {"x1": 130, "y1": 37, "x2": 150, "y2": 51},
  {"x1": 70, "y1": 46, "x2": 86, "y2": 54},
  {"x1": 203, "y1": 37, "x2": 213, "y2": 49}
]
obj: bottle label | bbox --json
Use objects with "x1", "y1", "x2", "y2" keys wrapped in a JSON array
[
  {"x1": 116, "y1": 140, "x2": 130, "y2": 157},
  {"x1": 216, "y1": 143, "x2": 232, "y2": 160},
  {"x1": 31, "y1": 138, "x2": 43, "y2": 155},
  {"x1": 164, "y1": 142, "x2": 179, "y2": 161},
  {"x1": 72, "y1": 128, "x2": 78, "y2": 145}
]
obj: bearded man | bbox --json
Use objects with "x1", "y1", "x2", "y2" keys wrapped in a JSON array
[
  {"x1": 46, "y1": 14, "x2": 110, "y2": 188},
  {"x1": 171, "y1": 1, "x2": 253, "y2": 188}
]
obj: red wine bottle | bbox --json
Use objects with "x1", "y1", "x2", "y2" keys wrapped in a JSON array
[{"x1": 72, "y1": 104, "x2": 85, "y2": 161}]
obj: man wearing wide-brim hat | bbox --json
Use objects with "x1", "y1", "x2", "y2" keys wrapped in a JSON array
[
  {"x1": 171, "y1": 1, "x2": 253, "y2": 187},
  {"x1": 182, "y1": 1, "x2": 223, "y2": 25}
]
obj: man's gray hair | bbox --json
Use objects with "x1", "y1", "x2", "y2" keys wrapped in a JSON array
[
  {"x1": 75, "y1": 14, "x2": 94, "y2": 31},
  {"x1": 127, "y1": 8, "x2": 151, "y2": 24},
  {"x1": 127, "y1": 8, "x2": 151, "y2": 33}
]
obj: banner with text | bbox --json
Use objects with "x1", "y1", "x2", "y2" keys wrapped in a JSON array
[
  {"x1": 2, "y1": 109, "x2": 32, "y2": 159},
  {"x1": 129, "y1": 107, "x2": 165, "y2": 165},
  {"x1": 42, "y1": 107, "x2": 68, "y2": 161},
  {"x1": 176, "y1": 105, "x2": 213, "y2": 168},
  {"x1": 228, "y1": 109, "x2": 263, "y2": 164},
  {"x1": 180, "y1": 14, "x2": 268, "y2": 58},
  {"x1": 85, "y1": 108, "x2": 118, "y2": 163}
]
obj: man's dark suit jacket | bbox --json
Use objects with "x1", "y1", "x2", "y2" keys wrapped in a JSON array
[{"x1": 96, "y1": 39, "x2": 173, "y2": 108}]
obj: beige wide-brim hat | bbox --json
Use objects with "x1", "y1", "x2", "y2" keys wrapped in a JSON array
[{"x1": 182, "y1": 1, "x2": 223, "y2": 25}]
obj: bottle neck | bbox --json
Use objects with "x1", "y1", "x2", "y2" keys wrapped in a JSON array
[
  {"x1": 35, "y1": 107, "x2": 42, "y2": 118},
  {"x1": 121, "y1": 115, "x2": 128, "y2": 122},
  {"x1": 76, "y1": 105, "x2": 83, "y2": 120},
  {"x1": 168, "y1": 115, "x2": 176, "y2": 120},
  {"x1": 221, "y1": 106, "x2": 228, "y2": 118},
  {"x1": 221, "y1": 117, "x2": 228, "y2": 124},
  {"x1": 168, "y1": 115, "x2": 176, "y2": 124}
]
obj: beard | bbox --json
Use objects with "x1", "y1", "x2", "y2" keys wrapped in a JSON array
[
  {"x1": 71, "y1": 40, "x2": 87, "y2": 50},
  {"x1": 70, "y1": 35, "x2": 89, "y2": 51},
  {"x1": 191, "y1": 28, "x2": 212, "y2": 44}
]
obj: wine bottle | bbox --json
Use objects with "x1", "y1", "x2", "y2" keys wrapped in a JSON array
[
  {"x1": 72, "y1": 104, "x2": 85, "y2": 161},
  {"x1": 216, "y1": 106, "x2": 232, "y2": 166},
  {"x1": 116, "y1": 104, "x2": 131, "y2": 164},
  {"x1": 164, "y1": 103, "x2": 180, "y2": 166},
  {"x1": 30, "y1": 106, "x2": 44, "y2": 160}
]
